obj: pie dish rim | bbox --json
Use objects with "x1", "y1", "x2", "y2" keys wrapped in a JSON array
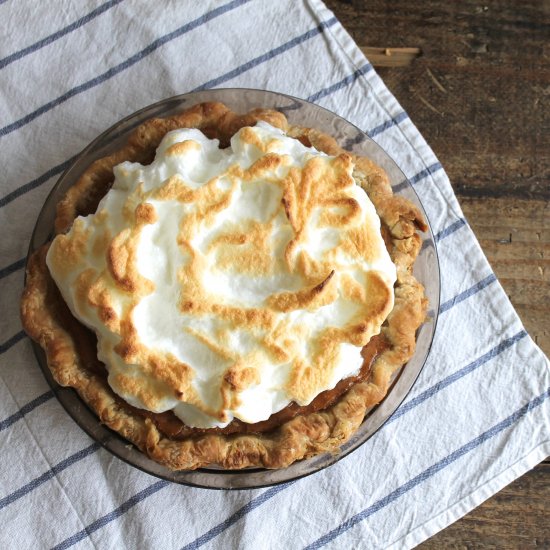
[{"x1": 22, "y1": 88, "x2": 440, "y2": 488}]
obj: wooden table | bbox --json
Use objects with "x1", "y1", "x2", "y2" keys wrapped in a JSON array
[{"x1": 325, "y1": 0, "x2": 549, "y2": 546}]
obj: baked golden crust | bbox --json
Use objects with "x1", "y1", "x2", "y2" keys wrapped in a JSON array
[{"x1": 21, "y1": 102, "x2": 427, "y2": 470}]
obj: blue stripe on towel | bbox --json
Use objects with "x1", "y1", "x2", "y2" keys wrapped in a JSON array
[
  {"x1": 0, "y1": 331, "x2": 26, "y2": 355},
  {"x1": 0, "y1": 155, "x2": 78, "y2": 208},
  {"x1": 192, "y1": 18, "x2": 338, "y2": 92},
  {"x1": 181, "y1": 482, "x2": 297, "y2": 550},
  {"x1": 439, "y1": 273, "x2": 498, "y2": 313},
  {"x1": 435, "y1": 218, "x2": 466, "y2": 242},
  {"x1": 307, "y1": 63, "x2": 373, "y2": 103},
  {"x1": 392, "y1": 162, "x2": 443, "y2": 193},
  {"x1": 387, "y1": 330, "x2": 528, "y2": 425},
  {"x1": 0, "y1": 0, "x2": 124, "y2": 71},
  {"x1": 0, "y1": 443, "x2": 100, "y2": 511},
  {"x1": 368, "y1": 111, "x2": 409, "y2": 138},
  {"x1": 0, "y1": 390, "x2": 54, "y2": 432},
  {"x1": 0, "y1": 256, "x2": 26, "y2": 280},
  {"x1": 51, "y1": 480, "x2": 170, "y2": 550}
]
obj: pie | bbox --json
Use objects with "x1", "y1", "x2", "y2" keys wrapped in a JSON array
[{"x1": 21, "y1": 102, "x2": 427, "y2": 470}]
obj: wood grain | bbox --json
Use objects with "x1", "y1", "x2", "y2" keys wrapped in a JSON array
[
  {"x1": 420, "y1": 463, "x2": 550, "y2": 549},
  {"x1": 360, "y1": 46, "x2": 422, "y2": 67},
  {"x1": 462, "y1": 197, "x2": 550, "y2": 352},
  {"x1": 324, "y1": 0, "x2": 549, "y2": 546},
  {"x1": 325, "y1": 0, "x2": 549, "y2": 200}
]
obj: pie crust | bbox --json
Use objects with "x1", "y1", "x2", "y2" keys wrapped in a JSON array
[{"x1": 21, "y1": 102, "x2": 427, "y2": 470}]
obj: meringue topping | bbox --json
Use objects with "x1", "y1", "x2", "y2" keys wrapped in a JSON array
[{"x1": 46, "y1": 122, "x2": 396, "y2": 428}]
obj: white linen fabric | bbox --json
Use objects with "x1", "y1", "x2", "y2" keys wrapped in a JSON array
[{"x1": 0, "y1": 1, "x2": 548, "y2": 548}]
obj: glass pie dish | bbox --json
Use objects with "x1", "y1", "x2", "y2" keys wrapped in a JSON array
[{"x1": 26, "y1": 88, "x2": 440, "y2": 489}]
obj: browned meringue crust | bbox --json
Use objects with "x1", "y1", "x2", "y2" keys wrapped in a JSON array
[{"x1": 21, "y1": 102, "x2": 427, "y2": 470}]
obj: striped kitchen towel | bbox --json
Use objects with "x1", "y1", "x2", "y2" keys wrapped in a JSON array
[{"x1": 1, "y1": 1, "x2": 549, "y2": 548}]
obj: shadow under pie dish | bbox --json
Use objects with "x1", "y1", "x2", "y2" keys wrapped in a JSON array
[{"x1": 21, "y1": 91, "x2": 437, "y2": 482}]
